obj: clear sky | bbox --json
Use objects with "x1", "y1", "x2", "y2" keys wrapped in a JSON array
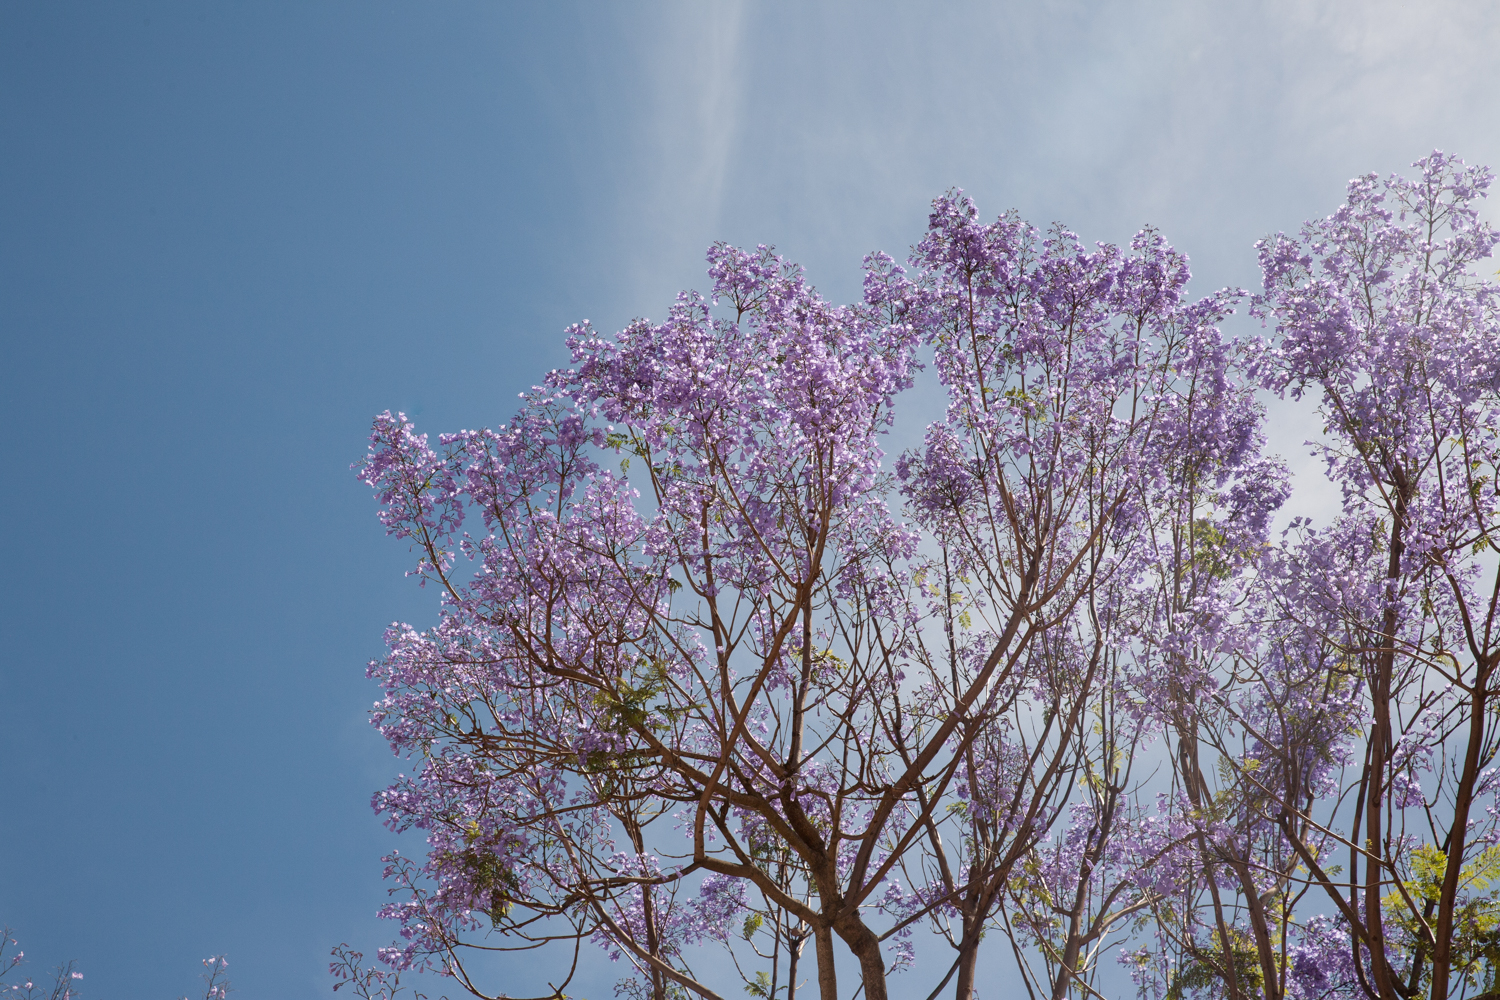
[{"x1": 3, "y1": 3, "x2": 1499, "y2": 997}]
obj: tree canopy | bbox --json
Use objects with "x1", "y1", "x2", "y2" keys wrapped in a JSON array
[{"x1": 349, "y1": 153, "x2": 1500, "y2": 1000}]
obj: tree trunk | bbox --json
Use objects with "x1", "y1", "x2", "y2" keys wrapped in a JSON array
[
  {"x1": 815, "y1": 924, "x2": 838, "y2": 1000},
  {"x1": 954, "y1": 912, "x2": 982, "y2": 1000},
  {"x1": 851, "y1": 932, "x2": 888, "y2": 1000},
  {"x1": 1362, "y1": 506, "x2": 1406, "y2": 1000},
  {"x1": 787, "y1": 932, "x2": 805, "y2": 1000}
]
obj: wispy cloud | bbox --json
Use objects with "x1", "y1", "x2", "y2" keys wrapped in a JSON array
[
  {"x1": 607, "y1": 1, "x2": 747, "y2": 312},
  {"x1": 600, "y1": 0, "x2": 1500, "y2": 521}
]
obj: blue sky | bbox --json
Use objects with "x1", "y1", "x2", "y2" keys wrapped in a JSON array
[{"x1": 3, "y1": 3, "x2": 1499, "y2": 997}]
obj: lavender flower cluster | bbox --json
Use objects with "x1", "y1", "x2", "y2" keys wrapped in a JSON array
[{"x1": 349, "y1": 154, "x2": 1500, "y2": 1000}]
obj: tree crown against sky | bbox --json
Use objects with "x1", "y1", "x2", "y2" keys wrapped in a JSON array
[{"x1": 352, "y1": 153, "x2": 1500, "y2": 1000}]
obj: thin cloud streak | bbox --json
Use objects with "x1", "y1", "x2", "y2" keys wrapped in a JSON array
[
  {"x1": 608, "y1": 1, "x2": 747, "y2": 315},
  {"x1": 613, "y1": 0, "x2": 1500, "y2": 537}
]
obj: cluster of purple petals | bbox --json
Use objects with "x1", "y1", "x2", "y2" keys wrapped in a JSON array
[{"x1": 348, "y1": 153, "x2": 1500, "y2": 1000}]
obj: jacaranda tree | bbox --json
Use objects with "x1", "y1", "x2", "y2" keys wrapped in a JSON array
[
  {"x1": 1249, "y1": 152, "x2": 1500, "y2": 1000},
  {"x1": 350, "y1": 153, "x2": 1500, "y2": 1000}
]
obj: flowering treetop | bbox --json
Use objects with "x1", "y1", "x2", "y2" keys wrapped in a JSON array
[{"x1": 350, "y1": 153, "x2": 1500, "y2": 1000}]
